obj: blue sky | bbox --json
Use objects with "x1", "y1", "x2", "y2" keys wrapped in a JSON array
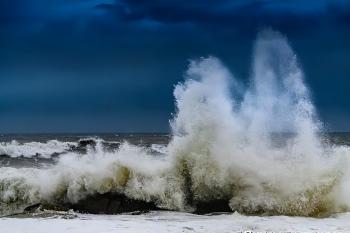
[{"x1": 0, "y1": 0, "x2": 349, "y2": 133}]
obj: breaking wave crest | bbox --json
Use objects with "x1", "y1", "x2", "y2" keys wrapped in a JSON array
[
  {"x1": 0, "y1": 140, "x2": 77, "y2": 158},
  {"x1": 1, "y1": 30, "x2": 350, "y2": 217}
]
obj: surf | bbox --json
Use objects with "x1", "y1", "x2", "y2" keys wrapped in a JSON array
[{"x1": 1, "y1": 29, "x2": 350, "y2": 217}]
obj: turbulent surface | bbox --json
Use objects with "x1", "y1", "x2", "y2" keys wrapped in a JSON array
[
  {"x1": 1, "y1": 30, "x2": 350, "y2": 218},
  {"x1": 0, "y1": 140, "x2": 77, "y2": 158}
]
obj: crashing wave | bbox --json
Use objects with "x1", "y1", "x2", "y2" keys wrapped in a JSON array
[
  {"x1": 1, "y1": 30, "x2": 350, "y2": 217},
  {"x1": 0, "y1": 140, "x2": 77, "y2": 158},
  {"x1": 0, "y1": 138, "x2": 123, "y2": 159}
]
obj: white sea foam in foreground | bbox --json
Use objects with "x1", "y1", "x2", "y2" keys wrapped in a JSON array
[{"x1": 1, "y1": 211, "x2": 350, "y2": 233}]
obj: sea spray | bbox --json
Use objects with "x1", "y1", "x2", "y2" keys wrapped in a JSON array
[
  {"x1": 168, "y1": 30, "x2": 349, "y2": 216},
  {"x1": 1, "y1": 30, "x2": 350, "y2": 217}
]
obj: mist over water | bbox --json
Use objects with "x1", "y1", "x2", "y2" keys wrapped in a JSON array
[{"x1": 1, "y1": 30, "x2": 350, "y2": 217}]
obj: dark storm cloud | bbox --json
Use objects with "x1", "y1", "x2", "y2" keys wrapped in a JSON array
[
  {"x1": 0, "y1": 0, "x2": 349, "y2": 132},
  {"x1": 1, "y1": 0, "x2": 349, "y2": 33},
  {"x1": 95, "y1": 0, "x2": 350, "y2": 27}
]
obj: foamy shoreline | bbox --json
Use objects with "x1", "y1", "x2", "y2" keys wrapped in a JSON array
[{"x1": 1, "y1": 211, "x2": 350, "y2": 233}]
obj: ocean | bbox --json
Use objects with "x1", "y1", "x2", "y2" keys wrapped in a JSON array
[
  {"x1": 0, "y1": 133, "x2": 350, "y2": 232},
  {"x1": 1, "y1": 30, "x2": 350, "y2": 232}
]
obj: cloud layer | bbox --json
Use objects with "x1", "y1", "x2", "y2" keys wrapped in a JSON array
[{"x1": 0, "y1": 0, "x2": 349, "y2": 132}]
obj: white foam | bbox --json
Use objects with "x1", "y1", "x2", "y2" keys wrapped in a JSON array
[
  {"x1": 1, "y1": 212, "x2": 350, "y2": 233},
  {"x1": 0, "y1": 140, "x2": 77, "y2": 158},
  {"x1": 167, "y1": 30, "x2": 350, "y2": 215},
  {"x1": 150, "y1": 144, "x2": 168, "y2": 154}
]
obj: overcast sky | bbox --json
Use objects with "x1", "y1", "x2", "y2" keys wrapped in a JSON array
[{"x1": 0, "y1": 0, "x2": 349, "y2": 133}]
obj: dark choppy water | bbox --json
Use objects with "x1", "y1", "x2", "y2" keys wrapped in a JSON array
[
  {"x1": 0, "y1": 133, "x2": 170, "y2": 145},
  {"x1": 0, "y1": 133, "x2": 349, "y2": 168},
  {"x1": 0, "y1": 133, "x2": 170, "y2": 168},
  {"x1": 1, "y1": 132, "x2": 349, "y2": 145}
]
